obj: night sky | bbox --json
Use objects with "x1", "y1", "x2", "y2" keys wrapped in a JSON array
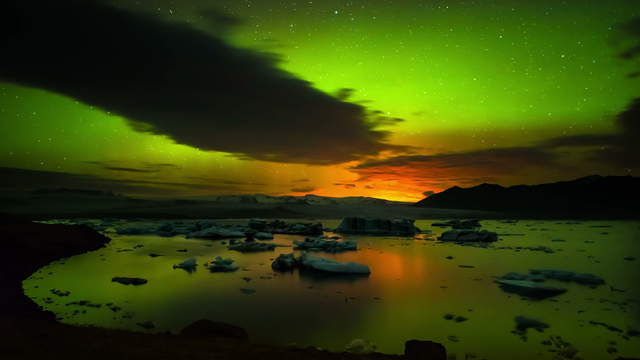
[{"x1": 2, "y1": 0, "x2": 640, "y2": 201}]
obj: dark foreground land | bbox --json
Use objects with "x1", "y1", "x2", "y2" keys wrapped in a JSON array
[{"x1": 0, "y1": 214, "x2": 445, "y2": 360}]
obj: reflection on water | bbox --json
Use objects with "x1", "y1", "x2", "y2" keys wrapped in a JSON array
[{"x1": 24, "y1": 220, "x2": 640, "y2": 359}]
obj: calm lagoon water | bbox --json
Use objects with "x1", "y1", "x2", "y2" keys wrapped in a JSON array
[{"x1": 24, "y1": 219, "x2": 640, "y2": 359}]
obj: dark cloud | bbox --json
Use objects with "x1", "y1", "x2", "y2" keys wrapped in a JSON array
[
  {"x1": 198, "y1": 9, "x2": 243, "y2": 34},
  {"x1": 353, "y1": 147, "x2": 556, "y2": 172},
  {"x1": 290, "y1": 186, "x2": 316, "y2": 193},
  {"x1": 617, "y1": 17, "x2": 640, "y2": 60},
  {"x1": 0, "y1": 167, "x2": 248, "y2": 197},
  {"x1": 350, "y1": 146, "x2": 562, "y2": 192},
  {"x1": 536, "y1": 17, "x2": 640, "y2": 168},
  {"x1": 82, "y1": 160, "x2": 180, "y2": 173},
  {"x1": 0, "y1": 1, "x2": 407, "y2": 165},
  {"x1": 334, "y1": 88, "x2": 356, "y2": 101},
  {"x1": 292, "y1": 178, "x2": 310, "y2": 183},
  {"x1": 333, "y1": 183, "x2": 357, "y2": 188},
  {"x1": 103, "y1": 167, "x2": 157, "y2": 173},
  {"x1": 183, "y1": 176, "x2": 266, "y2": 187},
  {"x1": 542, "y1": 134, "x2": 617, "y2": 148},
  {"x1": 543, "y1": 98, "x2": 640, "y2": 168},
  {"x1": 422, "y1": 191, "x2": 435, "y2": 197},
  {"x1": 143, "y1": 162, "x2": 180, "y2": 168}
]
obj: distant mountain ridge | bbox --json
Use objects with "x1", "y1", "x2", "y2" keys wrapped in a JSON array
[
  {"x1": 415, "y1": 175, "x2": 640, "y2": 217},
  {"x1": 189, "y1": 194, "x2": 410, "y2": 206}
]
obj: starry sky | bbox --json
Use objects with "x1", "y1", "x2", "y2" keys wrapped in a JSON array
[{"x1": 1, "y1": 0, "x2": 640, "y2": 201}]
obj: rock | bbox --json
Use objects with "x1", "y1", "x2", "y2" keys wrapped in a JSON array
[
  {"x1": 187, "y1": 226, "x2": 246, "y2": 240},
  {"x1": 439, "y1": 229, "x2": 498, "y2": 242},
  {"x1": 293, "y1": 236, "x2": 357, "y2": 252},
  {"x1": 432, "y1": 219, "x2": 480, "y2": 229},
  {"x1": 179, "y1": 319, "x2": 249, "y2": 342},
  {"x1": 529, "y1": 269, "x2": 605, "y2": 286},
  {"x1": 50, "y1": 289, "x2": 70, "y2": 297},
  {"x1": 500, "y1": 272, "x2": 545, "y2": 282},
  {"x1": 298, "y1": 253, "x2": 370, "y2": 275},
  {"x1": 513, "y1": 316, "x2": 549, "y2": 338},
  {"x1": 228, "y1": 241, "x2": 276, "y2": 252},
  {"x1": 240, "y1": 288, "x2": 256, "y2": 295},
  {"x1": 271, "y1": 253, "x2": 298, "y2": 271},
  {"x1": 136, "y1": 320, "x2": 155, "y2": 330},
  {"x1": 111, "y1": 277, "x2": 148, "y2": 286},
  {"x1": 173, "y1": 257, "x2": 197, "y2": 271},
  {"x1": 208, "y1": 257, "x2": 239, "y2": 272},
  {"x1": 404, "y1": 340, "x2": 447, "y2": 360},
  {"x1": 495, "y1": 279, "x2": 567, "y2": 299},
  {"x1": 254, "y1": 232, "x2": 274, "y2": 240},
  {"x1": 244, "y1": 229, "x2": 256, "y2": 242},
  {"x1": 454, "y1": 316, "x2": 468, "y2": 322},
  {"x1": 336, "y1": 217, "x2": 420, "y2": 236},
  {"x1": 344, "y1": 339, "x2": 376, "y2": 354},
  {"x1": 248, "y1": 219, "x2": 323, "y2": 236},
  {"x1": 589, "y1": 320, "x2": 623, "y2": 333}
]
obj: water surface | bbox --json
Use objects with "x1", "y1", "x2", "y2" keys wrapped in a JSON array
[{"x1": 24, "y1": 219, "x2": 640, "y2": 359}]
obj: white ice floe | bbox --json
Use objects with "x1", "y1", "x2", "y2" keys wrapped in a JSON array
[{"x1": 299, "y1": 253, "x2": 370, "y2": 275}]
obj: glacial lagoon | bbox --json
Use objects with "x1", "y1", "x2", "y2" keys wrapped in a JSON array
[{"x1": 24, "y1": 219, "x2": 640, "y2": 359}]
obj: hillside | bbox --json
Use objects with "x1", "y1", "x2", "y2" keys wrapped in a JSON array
[{"x1": 415, "y1": 175, "x2": 640, "y2": 218}]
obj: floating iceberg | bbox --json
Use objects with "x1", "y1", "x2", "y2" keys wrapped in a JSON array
[
  {"x1": 208, "y1": 257, "x2": 239, "y2": 272},
  {"x1": 293, "y1": 236, "x2": 357, "y2": 252},
  {"x1": 439, "y1": 229, "x2": 498, "y2": 242},
  {"x1": 187, "y1": 227, "x2": 246, "y2": 240},
  {"x1": 173, "y1": 257, "x2": 197, "y2": 270},
  {"x1": 298, "y1": 253, "x2": 370, "y2": 275}
]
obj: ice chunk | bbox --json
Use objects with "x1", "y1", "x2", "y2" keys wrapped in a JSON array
[{"x1": 298, "y1": 253, "x2": 370, "y2": 275}]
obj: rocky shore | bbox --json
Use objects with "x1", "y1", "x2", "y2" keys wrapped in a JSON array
[{"x1": 0, "y1": 214, "x2": 445, "y2": 360}]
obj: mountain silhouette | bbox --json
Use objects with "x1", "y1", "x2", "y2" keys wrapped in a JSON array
[{"x1": 415, "y1": 175, "x2": 640, "y2": 218}]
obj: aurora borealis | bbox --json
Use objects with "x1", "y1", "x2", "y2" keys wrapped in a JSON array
[{"x1": 2, "y1": 0, "x2": 640, "y2": 201}]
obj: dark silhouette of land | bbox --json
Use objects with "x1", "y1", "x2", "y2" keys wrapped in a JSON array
[{"x1": 415, "y1": 175, "x2": 640, "y2": 218}]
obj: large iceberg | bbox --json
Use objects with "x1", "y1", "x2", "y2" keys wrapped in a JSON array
[
  {"x1": 335, "y1": 217, "x2": 420, "y2": 236},
  {"x1": 293, "y1": 236, "x2": 357, "y2": 252}
]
